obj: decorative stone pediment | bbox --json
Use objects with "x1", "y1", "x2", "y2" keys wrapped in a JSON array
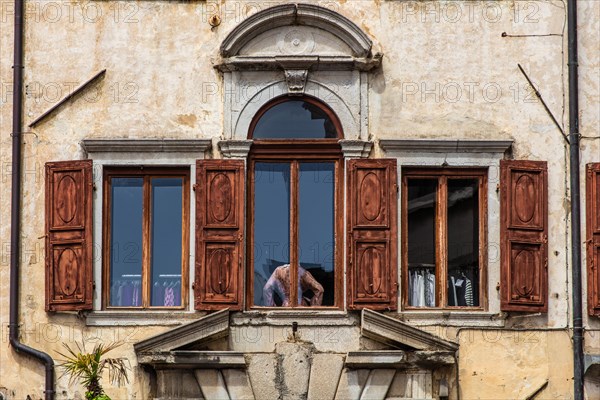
[
  {"x1": 361, "y1": 309, "x2": 459, "y2": 352},
  {"x1": 218, "y1": 3, "x2": 380, "y2": 73},
  {"x1": 218, "y1": 3, "x2": 379, "y2": 142},
  {"x1": 134, "y1": 309, "x2": 229, "y2": 353},
  {"x1": 134, "y1": 310, "x2": 458, "y2": 399}
]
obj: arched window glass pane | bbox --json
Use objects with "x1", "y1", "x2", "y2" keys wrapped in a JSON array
[{"x1": 253, "y1": 100, "x2": 338, "y2": 139}]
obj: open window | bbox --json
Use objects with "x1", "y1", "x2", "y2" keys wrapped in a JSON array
[
  {"x1": 247, "y1": 96, "x2": 344, "y2": 309},
  {"x1": 402, "y1": 168, "x2": 487, "y2": 309}
]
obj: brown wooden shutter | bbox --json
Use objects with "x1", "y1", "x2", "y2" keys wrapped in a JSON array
[
  {"x1": 45, "y1": 160, "x2": 94, "y2": 311},
  {"x1": 500, "y1": 160, "x2": 548, "y2": 312},
  {"x1": 587, "y1": 163, "x2": 600, "y2": 316},
  {"x1": 195, "y1": 160, "x2": 245, "y2": 311},
  {"x1": 347, "y1": 159, "x2": 398, "y2": 310}
]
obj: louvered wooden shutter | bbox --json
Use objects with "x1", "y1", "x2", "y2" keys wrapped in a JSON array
[
  {"x1": 45, "y1": 160, "x2": 93, "y2": 311},
  {"x1": 347, "y1": 159, "x2": 398, "y2": 310},
  {"x1": 500, "y1": 160, "x2": 548, "y2": 312},
  {"x1": 195, "y1": 160, "x2": 245, "y2": 311},
  {"x1": 587, "y1": 163, "x2": 600, "y2": 316}
]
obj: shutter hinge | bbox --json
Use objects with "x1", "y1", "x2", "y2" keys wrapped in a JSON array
[
  {"x1": 92, "y1": 183, "x2": 97, "y2": 191},
  {"x1": 192, "y1": 281, "x2": 196, "y2": 290},
  {"x1": 92, "y1": 281, "x2": 96, "y2": 289}
]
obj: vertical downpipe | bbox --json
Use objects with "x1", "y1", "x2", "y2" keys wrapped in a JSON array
[
  {"x1": 567, "y1": 0, "x2": 584, "y2": 398},
  {"x1": 9, "y1": 0, "x2": 55, "y2": 398}
]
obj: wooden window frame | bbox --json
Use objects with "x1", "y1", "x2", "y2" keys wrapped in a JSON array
[
  {"x1": 102, "y1": 167, "x2": 190, "y2": 310},
  {"x1": 401, "y1": 168, "x2": 488, "y2": 311}
]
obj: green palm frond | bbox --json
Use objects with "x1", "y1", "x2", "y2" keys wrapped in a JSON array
[{"x1": 56, "y1": 340, "x2": 129, "y2": 397}]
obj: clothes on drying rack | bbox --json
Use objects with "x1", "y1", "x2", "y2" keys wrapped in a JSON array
[
  {"x1": 153, "y1": 280, "x2": 181, "y2": 307},
  {"x1": 111, "y1": 280, "x2": 142, "y2": 307},
  {"x1": 448, "y1": 272, "x2": 474, "y2": 307},
  {"x1": 111, "y1": 278, "x2": 181, "y2": 307},
  {"x1": 409, "y1": 268, "x2": 435, "y2": 307}
]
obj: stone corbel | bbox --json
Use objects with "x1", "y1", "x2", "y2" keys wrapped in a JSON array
[
  {"x1": 219, "y1": 140, "x2": 253, "y2": 159},
  {"x1": 284, "y1": 69, "x2": 309, "y2": 96},
  {"x1": 339, "y1": 140, "x2": 373, "y2": 158}
]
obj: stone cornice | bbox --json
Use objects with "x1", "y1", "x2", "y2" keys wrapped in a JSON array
[
  {"x1": 379, "y1": 139, "x2": 514, "y2": 154},
  {"x1": 137, "y1": 351, "x2": 246, "y2": 368},
  {"x1": 216, "y1": 55, "x2": 383, "y2": 72},
  {"x1": 134, "y1": 309, "x2": 229, "y2": 354},
  {"x1": 81, "y1": 139, "x2": 212, "y2": 154},
  {"x1": 345, "y1": 350, "x2": 455, "y2": 368}
]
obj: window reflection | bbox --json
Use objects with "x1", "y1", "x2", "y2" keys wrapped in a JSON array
[
  {"x1": 253, "y1": 163, "x2": 291, "y2": 306},
  {"x1": 298, "y1": 163, "x2": 335, "y2": 306},
  {"x1": 108, "y1": 174, "x2": 186, "y2": 308},
  {"x1": 253, "y1": 162, "x2": 335, "y2": 307},
  {"x1": 150, "y1": 178, "x2": 183, "y2": 307},
  {"x1": 407, "y1": 179, "x2": 437, "y2": 307},
  {"x1": 447, "y1": 179, "x2": 480, "y2": 307},
  {"x1": 110, "y1": 177, "x2": 143, "y2": 307},
  {"x1": 253, "y1": 100, "x2": 338, "y2": 139}
]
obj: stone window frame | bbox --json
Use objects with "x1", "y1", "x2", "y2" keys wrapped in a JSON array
[
  {"x1": 380, "y1": 139, "x2": 513, "y2": 327},
  {"x1": 82, "y1": 139, "x2": 211, "y2": 326}
]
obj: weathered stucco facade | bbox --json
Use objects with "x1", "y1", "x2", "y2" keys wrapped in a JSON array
[{"x1": 0, "y1": 1, "x2": 599, "y2": 399}]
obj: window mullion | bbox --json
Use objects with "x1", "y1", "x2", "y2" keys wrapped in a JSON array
[
  {"x1": 142, "y1": 175, "x2": 151, "y2": 308},
  {"x1": 290, "y1": 161, "x2": 299, "y2": 308},
  {"x1": 437, "y1": 176, "x2": 448, "y2": 308}
]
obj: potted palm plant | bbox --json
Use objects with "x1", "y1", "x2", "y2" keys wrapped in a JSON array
[{"x1": 57, "y1": 341, "x2": 129, "y2": 400}]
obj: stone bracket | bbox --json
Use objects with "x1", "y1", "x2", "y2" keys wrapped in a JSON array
[
  {"x1": 284, "y1": 69, "x2": 309, "y2": 96},
  {"x1": 340, "y1": 140, "x2": 373, "y2": 158},
  {"x1": 219, "y1": 140, "x2": 253, "y2": 159}
]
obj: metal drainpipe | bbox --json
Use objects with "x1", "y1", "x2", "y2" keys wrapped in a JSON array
[
  {"x1": 567, "y1": 0, "x2": 584, "y2": 398},
  {"x1": 9, "y1": 0, "x2": 55, "y2": 398}
]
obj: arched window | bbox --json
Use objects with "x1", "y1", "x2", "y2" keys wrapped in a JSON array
[
  {"x1": 250, "y1": 97, "x2": 342, "y2": 139},
  {"x1": 248, "y1": 97, "x2": 343, "y2": 309}
]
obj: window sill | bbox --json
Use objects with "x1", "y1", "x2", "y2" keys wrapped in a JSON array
[
  {"x1": 85, "y1": 311, "x2": 205, "y2": 327},
  {"x1": 231, "y1": 310, "x2": 359, "y2": 326},
  {"x1": 395, "y1": 310, "x2": 506, "y2": 327}
]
